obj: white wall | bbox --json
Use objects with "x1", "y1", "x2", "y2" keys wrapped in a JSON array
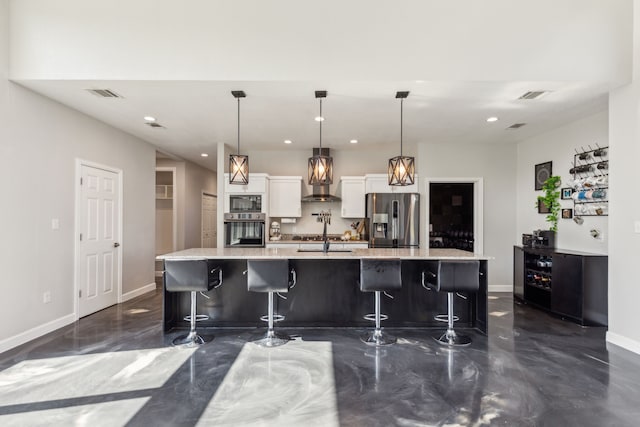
[
  {"x1": 156, "y1": 159, "x2": 217, "y2": 249},
  {"x1": 419, "y1": 141, "x2": 518, "y2": 291},
  {"x1": 516, "y1": 111, "x2": 609, "y2": 254},
  {"x1": 9, "y1": 0, "x2": 631, "y2": 84},
  {"x1": 0, "y1": 0, "x2": 156, "y2": 351},
  {"x1": 605, "y1": 0, "x2": 640, "y2": 355}
]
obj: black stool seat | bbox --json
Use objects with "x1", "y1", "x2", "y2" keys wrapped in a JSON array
[
  {"x1": 247, "y1": 259, "x2": 295, "y2": 347},
  {"x1": 424, "y1": 260, "x2": 479, "y2": 346},
  {"x1": 360, "y1": 259, "x2": 401, "y2": 346},
  {"x1": 164, "y1": 259, "x2": 222, "y2": 346}
]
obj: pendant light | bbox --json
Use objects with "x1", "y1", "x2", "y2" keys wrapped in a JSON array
[
  {"x1": 229, "y1": 90, "x2": 249, "y2": 185},
  {"x1": 308, "y1": 90, "x2": 333, "y2": 185},
  {"x1": 388, "y1": 91, "x2": 415, "y2": 186}
]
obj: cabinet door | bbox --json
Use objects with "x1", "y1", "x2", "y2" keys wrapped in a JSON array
[
  {"x1": 341, "y1": 178, "x2": 365, "y2": 218},
  {"x1": 224, "y1": 174, "x2": 267, "y2": 194},
  {"x1": 269, "y1": 177, "x2": 302, "y2": 217},
  {"x1": 513, "y1": 246, "x2": 524, "y2": 301},
  {"x1": 364, "y1": 174, "x2": 418, "y2": 193},
  {"x1": 551, "y1": 254, "x2": 583, "y2": 320}
]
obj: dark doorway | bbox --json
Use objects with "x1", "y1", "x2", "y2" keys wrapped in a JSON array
[{"x1": 429, "y1": 183, "x2": 474, "y2": 251}]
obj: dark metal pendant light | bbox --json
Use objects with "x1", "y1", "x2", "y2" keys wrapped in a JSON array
[
  {"x1": 229, "y1": 90, "x2": 249, "y2": 185},
  {"x1": 388, "y1": 91, "x2": 415, "y2": 186},
  {"x1": 308, "y1": 90, "x2": 333, "y2": 185}
]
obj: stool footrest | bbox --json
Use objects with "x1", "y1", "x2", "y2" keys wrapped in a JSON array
[
  {"x1": 183, "y1": 314, "x2": 209, "y2": 322},
  {"x1": 364, "y1": 313, "x2": 388, "y2": 322},
  {"x1": 260, "y1": 314, "x2": 285, "y2": 323},
  {"x1": 434, "y1": 314, "x2": 459, "y2": 323}
]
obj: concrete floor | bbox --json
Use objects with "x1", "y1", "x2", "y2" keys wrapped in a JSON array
[{"x1": 0, "y1": 291, "x2": 639, "y2": 426}]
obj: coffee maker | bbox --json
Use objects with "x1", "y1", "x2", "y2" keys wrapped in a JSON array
[{"x1": 532, "y1": 229, "x2": 555, "y2": 249}]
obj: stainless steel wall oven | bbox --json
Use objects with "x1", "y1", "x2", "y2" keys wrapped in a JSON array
[{"x1": 224, "y1": 212, "x2": 266, "y2": 248}]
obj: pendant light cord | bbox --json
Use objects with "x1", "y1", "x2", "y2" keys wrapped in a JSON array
[
  {"x1": 237, "y1": 97, "x2": 241, "y2": 155},
  {"x1": 319, "y1": 98, "x2": 323, "y2": 150},
  {"x1": 400, "y1": 98, "x2": 403, "y2": 157}
]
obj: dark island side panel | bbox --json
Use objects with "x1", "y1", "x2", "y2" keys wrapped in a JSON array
[{"x1": 163, "y1": 259, "x2": 487, "y2": 333}]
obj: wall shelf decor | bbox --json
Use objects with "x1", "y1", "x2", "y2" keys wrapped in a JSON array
[
  {"x1": 569, "y1": 146, "x2": 608, "y2": 216},
  {"x1": 535, "y1": 161, "x2": 553, "y2": 190}
]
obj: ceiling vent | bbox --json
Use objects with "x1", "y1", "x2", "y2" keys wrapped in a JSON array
[
  {"x1": 518, "y1": 91, "x2": 548, "y2": 100},
  {"x1": 507, "y1": 123, "x2": 527, "y2": 129},
  {"x1": 86, "y1": 88, "x2": 122, "y2": 98},
  {"x1": 145, "y1": 122, "x2": 165, "y2": 129}
]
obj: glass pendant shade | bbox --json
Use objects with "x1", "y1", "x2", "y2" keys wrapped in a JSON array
[
  {"x1": 229, "y1": 154, "x2": 249, "y2": 185},
  {"x1": 229, "y1": 90, "x2": 249, "y2": 185},
  {"x1": 388, "y1": 155, "x2": 415, "y2": 186},
  {"x1": 308, "y1": 154, "x2": 333, "y2": 185},
  {"x1": 388, "y1": 91, "x2": 415, "y2": 186}
]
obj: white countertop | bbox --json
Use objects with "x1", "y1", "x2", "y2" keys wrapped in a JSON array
[{"x1": 156, "y1": 247, "x2": 489, "y2": 260}]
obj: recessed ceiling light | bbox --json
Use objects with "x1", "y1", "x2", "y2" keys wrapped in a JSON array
[
  {"x1": 201, "y1": 153, "x2": 208, "y2": 157},
  {"x1": 284, "y1": 140, "x2": 292, "y2": 144},
  {"x1": 144, "y1": 116, "x2": 156, "y2": 122},
  {"x1": 415, "y1": 80, "x2": 424, "y2": 84},
  {"x1": 315, "y1": 116, "x2": 324, "y2": 122},
  {"x1": 486, "y1": 117, "x2": 499, "y2": 122},
  {"x1": 350, "y1": 139, "x2": 358, "y2": 144}
]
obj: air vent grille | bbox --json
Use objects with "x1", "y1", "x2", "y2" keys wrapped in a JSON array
[
  {"x1": 518, "y1": 91, "x2": 547, "y2": 100},
  {"x1": 145, "y1": 122, "x2": 165, "y2": 129},
  {"x1": 507, "y1": 123, "x2": 527, "y2": 129},
  {"x1": 86, "y1": 88, "x2": 122, "y2": 98}
]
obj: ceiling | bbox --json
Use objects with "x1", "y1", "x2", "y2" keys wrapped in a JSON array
[{"x1": 17, "y1": 79, "x2": 611, "y2": 171}]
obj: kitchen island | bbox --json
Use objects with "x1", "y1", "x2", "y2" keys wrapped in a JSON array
[{"x1": 157, "y1": 248, "x2": 490, "y2": 334}]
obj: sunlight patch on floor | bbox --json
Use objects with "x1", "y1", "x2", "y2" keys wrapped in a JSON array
[{"x1": 198, "y1": 340, "x2": 339, "y2": 427}]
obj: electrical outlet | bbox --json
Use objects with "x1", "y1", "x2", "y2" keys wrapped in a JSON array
[
  {"x1": 43, "y1": 291, "x2": 52, "y2": 304},
  {"x1": 51, "y1": 218, "x2": 59, "y2": 230}
]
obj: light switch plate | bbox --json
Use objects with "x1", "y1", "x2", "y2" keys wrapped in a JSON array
[
  {"x1": 634, "y1": 221, "x2": 640, "y2": 234},
  {"x1": 51, "y1": 218, "x2": 59, "y2": 230}
]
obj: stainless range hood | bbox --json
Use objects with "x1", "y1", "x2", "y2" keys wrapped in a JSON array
[{"x1": 302, "y1": 147, "x2": 341, "y2": 202}]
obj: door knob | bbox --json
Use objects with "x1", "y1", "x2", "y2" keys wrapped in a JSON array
[{"x1": 114, "y1": 242, "x2": 120, "y2": 248}]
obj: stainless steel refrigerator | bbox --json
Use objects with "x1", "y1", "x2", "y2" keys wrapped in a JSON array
[{"x1": 366, "y1": 193, "x2": 420, "y2": 248}]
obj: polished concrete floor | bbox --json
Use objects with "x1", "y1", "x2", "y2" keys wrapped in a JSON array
[{"x1": 1, "y1": 291, "x2": 639, "y2": 426}]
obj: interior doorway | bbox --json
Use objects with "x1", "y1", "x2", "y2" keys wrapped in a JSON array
[
  {"x1": 427, "y1": 178, "x2": 484, "y2": 254},
  {"x1": 202, "y1": 192, "x2": 217, "y2": 248},
  {"x1": 75, "y1": 160, "x2": 122, "y2": 318},
  {"x1": 155, "y1": 168, "x2": 177, "y2": 255}
]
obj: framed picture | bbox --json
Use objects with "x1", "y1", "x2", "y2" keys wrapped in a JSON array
[
  {"x1": 538, "y1": 199, "x2": 550, "y2": 214},
  {"x1": 562, "y1": 208, "x2": 573, "y2": 219},
  {"x1": 535, "y1": 161, "x2": 553, "y2": 190},
  {"x1": 561, "y1": 188, "x2": 573, "y2": 200}
]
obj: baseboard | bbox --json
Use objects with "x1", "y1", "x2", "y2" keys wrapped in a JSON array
[
  {"x1": 0, "y1": 313, "x2": 76, "y2": 354},
  {"x1": 606, "y1": 331, "x2": 640, "y2": 356},
  {"x1": 489, "y1": 285, "x2": 512, "y2": 293},
  {"x1": 121, "y1": 282, "x2": 157, "y2": 302}
]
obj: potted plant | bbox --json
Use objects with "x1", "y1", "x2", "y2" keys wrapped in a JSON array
[{"x1": 536, "y1": 175, "x2": 561, "y2": 247}]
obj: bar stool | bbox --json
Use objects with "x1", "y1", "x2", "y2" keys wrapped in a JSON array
[
  {"x1": 164, "y1": 258, "x2": 223, "y2": 346},
  {"x1": 422, "y1": 260, "x2": 480, "y2": 346},
  {"x1": 247, "y1": 259, "x2": 296, "y2": 347},
  {"x1": 360, "y1": 259, "x2": 402, "y2": 346}
]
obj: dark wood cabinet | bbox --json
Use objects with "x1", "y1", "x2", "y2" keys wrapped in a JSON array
[{"x1": 513, "y1": 246, "x2": 607, "y2": 326}]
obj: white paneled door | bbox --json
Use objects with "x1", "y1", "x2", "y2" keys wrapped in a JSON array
[
  {"x1": 77, "y1": 163, "x2": 121, "y2": 318},
  {"x1": 202, "y1": 193, "x2": 217, "y2": 248}
]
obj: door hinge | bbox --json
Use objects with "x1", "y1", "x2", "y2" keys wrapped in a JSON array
[
  {"x1": 79, "y1": 290, "x2": 82, "y2": 298},
  {"x1": 80, "y1": 177, "x2": 83, "y2": 185},
  {"x1": 80, "y1": 233, "x2": 83, "y2": 241}
]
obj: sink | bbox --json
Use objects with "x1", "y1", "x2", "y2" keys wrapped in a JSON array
[{"x1": 296, "y1": 249, "x2": 353, "y2": 253}]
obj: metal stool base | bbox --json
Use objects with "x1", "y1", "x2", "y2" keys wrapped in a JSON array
[
  {"x1": 172, "y1": 331, "x2": 212, "y2": 347},
  {"x1": 433, "y1": 330, "x2": 471, "y2": 346},
  {"x1": 253, "y1": 331, "x2": 291, "y2": 347},
  {"x1": 361, "y1": 329, "x2": 397, "y2": 346}
]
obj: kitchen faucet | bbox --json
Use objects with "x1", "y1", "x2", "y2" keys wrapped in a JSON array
[{"x1": 315, "y1": 210, "x2": 332, "y2": 253}]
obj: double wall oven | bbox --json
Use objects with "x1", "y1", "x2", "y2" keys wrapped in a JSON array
[{"x1": 224, "y1": 194, "x2": 266, "y2": 248}]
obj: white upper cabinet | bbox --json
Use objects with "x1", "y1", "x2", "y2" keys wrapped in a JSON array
[
  {"x1": 224, "y1": 173, "x2": 268, "y2": 194},
  {"x1": 364, "y1": 173, "x2": 419, "y2": 194},
  {"x1": 269, "y1": 176, "x2": 302, "y2": 217},
  {"x1": 340, "y1": 176, "x2": 366, "y2": 218}
]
